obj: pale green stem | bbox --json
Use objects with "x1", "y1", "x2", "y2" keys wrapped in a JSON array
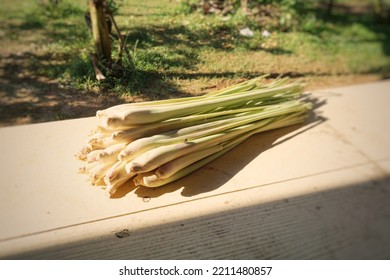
[{"x1": 135, "y1": 112, "x2": 307, "y2": 188}]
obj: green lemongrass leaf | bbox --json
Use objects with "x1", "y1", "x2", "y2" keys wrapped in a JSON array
[{"x1": 102, "y1": 83, "x2": 304, "y2": 126}]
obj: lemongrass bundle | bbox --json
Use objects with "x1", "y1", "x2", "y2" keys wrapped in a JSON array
[{"x1": 77, "y1": 76, "x2": 311, "y2": 196}]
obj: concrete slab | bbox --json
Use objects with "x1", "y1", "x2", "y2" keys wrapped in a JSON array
[
  {"x1": 314, "y1": 81, "x2": 390, "y2": 161},
  {"x1": 377, "y1": 159, "x2": 390, "y2": 174},
  {"x1": 0, "y1": 80, "x2": 389, "y2": 259}
]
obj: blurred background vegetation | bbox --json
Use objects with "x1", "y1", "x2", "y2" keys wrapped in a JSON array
[{"x1": 0, "y1": 0, "x2": 389, "y2": 101}]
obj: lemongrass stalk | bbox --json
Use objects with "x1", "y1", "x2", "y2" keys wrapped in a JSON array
[
  {"x1": 96, "y1": 103, "x2": 141, "y2": 118},
  {"x1": 97, "y1": 79, "x2": 240, "y2": 117},
  {"x1": 100, "y1": 104, "x2": 230, "y2": 130},
  {"x1": 103, "y1": 85, "x2": 300, "y2": 126},
  {"x1": 107, "y1": 174, "x2": 136, "y2": 195},
  {"x1": 117, "y1": 112, "x2": 253, "y2": 161},
  {"x1": 125, "y1": 119, "x2": 273, "y2": 174},
  {"x1": 115, "y1": 106, "x2": 272, "y2": 160},
  {"x1": 76, "y1": 150, "x2": 88, "y2": 161},
  {"x1": 97, "y1": 95, "x2": 206, "y2": 117},
  {"x1": 79, "y1": 76, "x2": 311, "y2": 193},
  {"x1": 176, "y1": 101, "x2": 308, "y2": 141},
  {"x1": 132, "y1": 141, "x2": 242, "y2": 188},
  {"x1": 131, "y1": 151, "x2": 209, "y2": 187},
  {"x1": 87, "y1": 132, "x2": 108, "y2": 144},
  {"x1": 86, "y1": 149, "x2": 105, "y2": 163},
  {"x1": 119, "y1": 101, "x2": 307, "y2": 162},
  {"x1": 87, "y1": 135, "x2": 130, "y2": 151},
  {"x1": 103, "y1": 161, "x2": 136, "y2": 196},
  {"x1": 151, "y1": 115, "x2": 276, "y2": 180},
  {"x1": 78, "y1": 161, "x2": 100, "y2": 174},
  {"x1": 133, "y1": 113, "x2": 304, "y2": 188},
  {"x1": 105, "y1": 173, "x2": 135, "y2": 196},
  {"x1": 103, "y1": 83, "x2": 303, "y2": 126},
  {"x1": 216, "y1": 111, "x2": 308, "y2": 152},
  {"x1": 98, "y1": 77, "x2": 300, "y2": 130},
  {"x1": 125, "y1": 136, "x2": 217, "y2": 174},
  {"x1": 133, "y1": 172, "x2": 154, "y2": 187},
  {"x1": 152, "y1": 119, "x2": 273, "y2": 180},
  {"x1": 111, "y1": 105, "x2": 271, "y2": 140},
  {"x1": 104, "y1": 160, "x2": 124, "y2": 183},
  {"x1": 249, "y1": 111, "x2": 307, "y2": 134},
  {"x1": 98, "y1": 77, "x2": 266, "y2": 118},
  {"x1": 221, "y1": 112, "x2": 308, "y2": 148},
  {"x1": 104, "y1": 162, "x2": 136, "y2": 196},
  {"x1": 136, "y1": 112, "x2": 308, "y2": 188},
  {"x1": 89, "y1": 163, "x2": 112, "y2": 185},
  {"x1": 87, "y1": 143, "x2": 127, "y2": 163},
  {"x1": 118, "y1": 134, "x2": 172, "y2": 162},
  {"x1": 155, "y1": 144, "x2": 225, "y2": 179},
  {"x1": 94, "y1": 124, "x2": 138, "y2": 133},
  {"x1": 100, "y1": 143, "x2": 127, "y2": 162}
]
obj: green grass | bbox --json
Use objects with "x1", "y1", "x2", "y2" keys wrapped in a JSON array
[{"x1": 0, "y1": 0, "x2": 389, "y2": 97}]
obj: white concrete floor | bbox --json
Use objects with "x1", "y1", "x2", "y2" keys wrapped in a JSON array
[{"x1": 0, "y1": 80, "x2": 389, "y2": 259}]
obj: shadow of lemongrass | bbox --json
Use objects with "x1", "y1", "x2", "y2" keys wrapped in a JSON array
[{"x1": 111, "y1": 95, "x2": 326, "y2": 199}]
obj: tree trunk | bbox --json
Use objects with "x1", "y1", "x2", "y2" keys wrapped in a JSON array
[
  {"x1": 241, "y1": 0, "x2": 250, "y2": 15},
  {"x1": 326, "y1": 0, "x2": 335, "y2": 17},
  {"x1": 89, "y1": 0, "x2": 111, "y2": 63}
]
